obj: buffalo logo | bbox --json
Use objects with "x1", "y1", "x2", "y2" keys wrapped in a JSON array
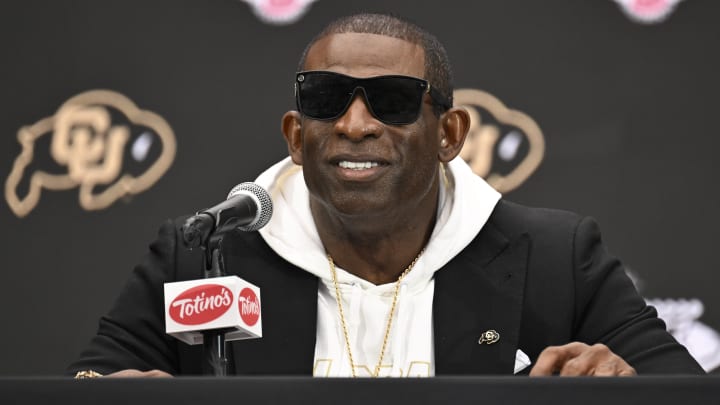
[
  {"x1": 240, "y1": 0, "x2": 317, "y2": 25},
  {"x1": 455, "y1": 88, "x2": 545, "y2": 194},
  {"x1": 5, "y1": 89, "x2": 176, "y2": 217},
  {"x1": 478, "y1": 329, "x2": 500, "y2": 345},
  {"x1": 612, "y1": 0, "x2": 686, "y2": 24}
]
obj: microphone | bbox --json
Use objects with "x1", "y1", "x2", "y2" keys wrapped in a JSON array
[
  {"x1": 182, "y1": 182, "x2": 273, "y2": 248},
  {"x1": 166, "y1": 182, "x2": 270, "y2": 372}
]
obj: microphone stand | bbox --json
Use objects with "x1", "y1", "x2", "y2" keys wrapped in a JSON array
[{"x1": 201, "y1": 237, "x2": 230, "y2": 376}]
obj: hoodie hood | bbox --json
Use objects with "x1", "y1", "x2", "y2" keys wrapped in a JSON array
[{"x1": 255, "y1": 156, "x2": 501, "y2": 291}]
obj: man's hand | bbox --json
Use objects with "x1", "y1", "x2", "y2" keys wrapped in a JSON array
[
  {"x1": 529, "y1": 342, "x2": 636, "y2": 376},
  {"x1": 104, "y1": 369, "x2": 173, "y2": 378}
]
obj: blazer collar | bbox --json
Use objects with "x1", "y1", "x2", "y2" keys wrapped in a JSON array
[{"x1": 222, "y1": 233, "x2": 319, "y2": 375}]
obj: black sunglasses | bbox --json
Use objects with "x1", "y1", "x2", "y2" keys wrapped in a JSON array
[{"x1": 295, "y1": 71, "x2": 450, "y2": 125}]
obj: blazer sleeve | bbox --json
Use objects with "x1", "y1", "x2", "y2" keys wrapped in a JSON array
[
  {"x1": 65, "y1": 219, "x2": 188, "y2": 376},
  {"x1": 571, "y1": 216, "x2": 704, "y2": 374}
]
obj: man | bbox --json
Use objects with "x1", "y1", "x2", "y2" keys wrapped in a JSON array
[{"x1": 68, "y1": 13, "x2": 703, "y2": 378}]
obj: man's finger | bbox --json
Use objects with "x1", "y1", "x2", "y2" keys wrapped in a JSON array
[
  {"x1": 558, "y1": 343, "x2": 610, "y2": 376},
  {"x1": 558, "y1": 357, "x2": 595, "y2": 376},
  {"x1": 591, "y1": 361, "x2": 618, "y2": 377},
  {"x1": 581, "y1": 344, "x2": 636, "y2": 376},
  {"x1": 530, "y1": 342, "x2": 590, "y2": 376},
  {"x1": 531, "y1": 342, "x2": 638, "y2": 377},
  {"x1": 618, "y1": 367, "x2": 637, "y2": 376},
  {"x1": 104, "y1": 369, "x2": 173, "y2": 378}
]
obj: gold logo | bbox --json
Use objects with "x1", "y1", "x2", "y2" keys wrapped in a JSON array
[
  {"x1": 478, "y1": 329, "x2": 500, "y2": 345},
  {"x1": 455, "y1": 89, "x2": 545, "y2": 193},
  {"x1": 5, "y1": 89, "x2": 176, "y2": 217}
]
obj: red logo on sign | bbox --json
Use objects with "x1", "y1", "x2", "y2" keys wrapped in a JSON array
[
  {"x1": 169, "y1": 284, "x2": 232, "y2": 325},
  {"x1": 238, "y1": 288, "x2": 260, "y2": 326}
]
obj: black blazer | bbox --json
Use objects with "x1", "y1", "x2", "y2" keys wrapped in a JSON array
[{"x1": 67, "y1": 200, "x2": 703, "y2": 375}]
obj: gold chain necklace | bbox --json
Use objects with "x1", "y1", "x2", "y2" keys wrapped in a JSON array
[{"x1": 327, "y1": 249, "x2": 424, "y2": 377}]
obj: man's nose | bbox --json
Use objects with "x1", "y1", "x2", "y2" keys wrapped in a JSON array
[{"x1": 333, "y1": 90, "x2": 383, "y2": 141}]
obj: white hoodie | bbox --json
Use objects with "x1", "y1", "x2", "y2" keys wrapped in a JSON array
[{"x1": 255, "y1": 156, "x2": 500, "y2": 377}]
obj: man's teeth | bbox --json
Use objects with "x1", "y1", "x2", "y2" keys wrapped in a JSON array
[{"x1": 338, "y1": 161, "x2": 379, "y2": 170}]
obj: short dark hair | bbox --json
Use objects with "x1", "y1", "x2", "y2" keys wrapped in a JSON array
[{"x1": 298, "y1": 13, "x2": 453, "y2": 115}]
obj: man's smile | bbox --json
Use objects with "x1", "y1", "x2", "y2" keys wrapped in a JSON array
[
  {"x1": 338, "y1": 161, "x2": 379, "y2": 170},
  {"x1": 331, "y1": 157, "x2": 389, "y2": 181}
]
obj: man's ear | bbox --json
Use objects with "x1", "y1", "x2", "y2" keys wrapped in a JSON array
[
  {"x1": 282, "y1": 111, "x2": 303, "y2": 165},
  {"x1": 437, "y1": 107, "x2": 470, "y2": 163}
]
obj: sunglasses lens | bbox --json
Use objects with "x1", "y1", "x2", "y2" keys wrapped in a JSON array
[
  {"x1": 297, "y1": 72, "x2": 355, "y2": 120},
  {"x1": 363, "y1": 76, "x2": 426, "y2": 125},
  {"x1": 297, "y1": 72, "x2": 428, "y2": 125}
]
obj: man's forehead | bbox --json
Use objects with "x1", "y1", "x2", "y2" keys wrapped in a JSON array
[{"x1": 303, "y1": 32, "x2": 426, "y2": 78}]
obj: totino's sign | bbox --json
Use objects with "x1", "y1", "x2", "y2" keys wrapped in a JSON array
[
  {"x1": 169, "y1": 284, "x2": 234, "y2": 325},
  {"x1": 164, "y1": 276, "x2": 262, "y2": 345}
]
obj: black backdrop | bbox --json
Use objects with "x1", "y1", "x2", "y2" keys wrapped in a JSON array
[{"x1": 1, "y1": 0, "x2": 719, "y2": 375}]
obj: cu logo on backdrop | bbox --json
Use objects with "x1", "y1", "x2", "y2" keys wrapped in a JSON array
[
  {"x1": 4, "y1": 90, "x2": 177, "y2": 217},
  {"x1": 454, "y1": 89, "x2": 545, "y2": 194},
  {"x1": 4, "y1": 88, "x2": 545, "y2": 217}
]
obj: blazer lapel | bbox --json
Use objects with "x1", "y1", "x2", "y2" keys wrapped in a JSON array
[
  {"x1": 434, "y1": 223, "x2": 529, "y2": 375},
  {"x1": 222, "y1": 233, "x2": 319, "y2": 375}
]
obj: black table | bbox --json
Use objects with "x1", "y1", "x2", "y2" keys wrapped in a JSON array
[{"x1": 1, "y1": 376, "x2": 718, "y2": 405}]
